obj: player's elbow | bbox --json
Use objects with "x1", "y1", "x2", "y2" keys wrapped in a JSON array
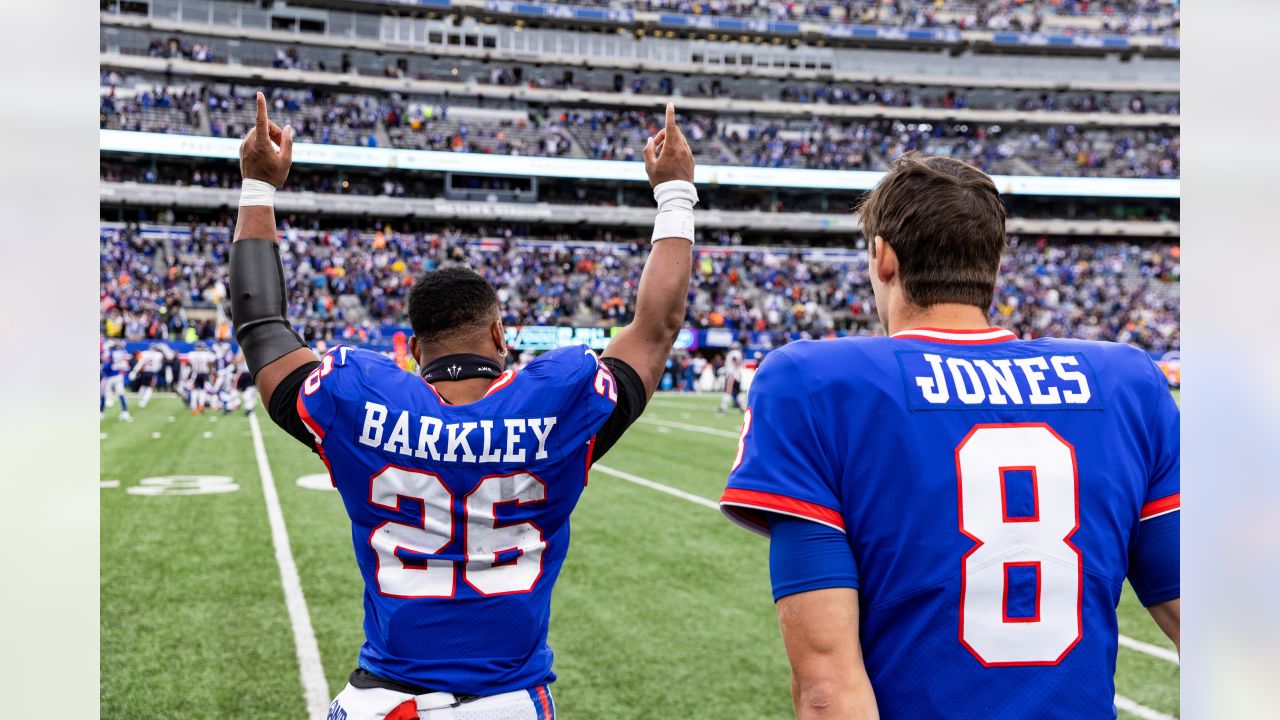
[
  {"x1": 635, "y1": 305, "x2": 685, "y2": 347},
  {"x1": 792, "y1": 671, "x2": 877, "y2": 720}
]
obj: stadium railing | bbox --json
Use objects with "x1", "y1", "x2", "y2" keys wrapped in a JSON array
[
  {"x1": 100, "y1": 3, "x2": 1178, "y2": 89},
  {"x1": 101, "y1": 53, "x2": 1180, "y2": 130},
  {"x1": 99, "y1": 181, "x2": 1181, "y2": 239}
]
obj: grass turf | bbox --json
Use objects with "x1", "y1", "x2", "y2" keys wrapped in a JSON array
[{"x1": 102, "y1": 391, "x2": 1179, "y2": 719}]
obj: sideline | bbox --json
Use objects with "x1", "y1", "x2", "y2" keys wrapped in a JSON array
[{"x1": 250, "y1": 412, "x2": 331, "y2": 718}]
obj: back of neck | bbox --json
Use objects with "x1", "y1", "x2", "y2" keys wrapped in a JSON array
[{"x1": 888, "y1": 302, "x2": 991, "y2": 336}]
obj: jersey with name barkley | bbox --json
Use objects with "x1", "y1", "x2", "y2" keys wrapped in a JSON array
[
  {"x1": 297, "y1": 344, "x2": 618, "y2": 696},
  {"x1": 722, "y1": 329, "x2": 1179, "y2": 720}
]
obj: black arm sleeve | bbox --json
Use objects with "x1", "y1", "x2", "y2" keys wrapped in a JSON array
[
  {"x1": 591, "y1": 357, "x2": 648, "y2": 464},
  {"x1": 267, "y1": 360, "x2": 321, "y2": 452}
]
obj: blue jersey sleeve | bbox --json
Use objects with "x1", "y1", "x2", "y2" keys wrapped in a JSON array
[
  {"x1": 1129, "y1": 358, "x2": 1180, "y2": 605},
  {"x1": 720, "y1": 349, "x2": 845, "y2": 537},
  {"x1": 768, "y1": 514, "x2": 859, "y2": 602}
]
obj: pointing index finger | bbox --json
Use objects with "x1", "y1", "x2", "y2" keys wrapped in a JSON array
[
  {"x1": 255, "y1": 92, "x2": 268, "y2": 139},
  {"x1": 665, "y1": 102, "x2": 676, "y2": 131}
]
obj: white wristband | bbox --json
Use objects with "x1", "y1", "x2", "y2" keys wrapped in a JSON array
[
  {"x1": 239, "y1": 179, "x2": 277, "y2": 207},
  {"x1": 651, "y1": 179, "x2": 698, "y2": 244}
]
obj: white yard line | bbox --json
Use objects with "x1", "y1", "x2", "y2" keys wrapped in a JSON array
[
  {"x1": 1115, "y1": 695, "x2": 1177, "y2": 720},
  {"x1": 592, "y1": 464, "x2": 720, "y2": 510},
  {"x1": 249, "y1": 413, "x2": 331, "y2": 719},
  {"x1": 591, "y1": 461, "x2": 1177, "y2": 718},
  {"x1": 1119, "y1": 634, "x2": 1179, "y2": 665},
  {"x1": 637, "y1": 417, "x2": 741, "y2": 439}
]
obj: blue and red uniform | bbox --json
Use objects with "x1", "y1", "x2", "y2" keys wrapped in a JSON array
[
  {"x1": 296, "y1": 344, "x2": 618, "y2": 696},
  {"x1": 722, "y1": 327, "x2": 1179, "y2": 719}
]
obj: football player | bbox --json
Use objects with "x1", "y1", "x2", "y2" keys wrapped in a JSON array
[
  {"x1": 185, "y1": 341, "x2": 218, "y2": 415},
  {"x1": 721, "y1": 154, "x2": 1179, "y2": 719},
  {"x1": 99, "y1": 341, "x2": 132, "y2": 421},
  {"x1": 227, "y1": 94, "x2": 697, "y2": 719},
  {"x1": 717, "y1": 343, "x2": 745, "y2": 414},
  {"x1": 128, "y1": 343, "x2": 165, "y2": 409},
  {"x1": 233, "y1": 350, "x2": 257, "y2": 415}
]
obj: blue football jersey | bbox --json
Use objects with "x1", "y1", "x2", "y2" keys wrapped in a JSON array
[
  {"x1": 722, "y1": 327, "x2": 1179, "y2": 719},
  {"x1": 297, "y1": 344, "x2": 618, "y2": 695}
]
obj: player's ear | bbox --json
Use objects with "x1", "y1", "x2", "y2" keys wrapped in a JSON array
[
  {"x1": 873, "y1": 235, "x2": 897, "y2": 285},
  {"x1": 408, "y1": 335, "x2": 421, "y2": 365},
  {"x1": 491, "y1": 320, "x2": 506, "y2": 357}
]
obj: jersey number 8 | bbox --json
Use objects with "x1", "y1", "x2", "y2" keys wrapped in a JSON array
[
  {"x1": 956, "y1": 423, "x2": 1083, "y2": 666},
  {"x1": 369, "y1": 466, "x2": 546, "y2": 598}
]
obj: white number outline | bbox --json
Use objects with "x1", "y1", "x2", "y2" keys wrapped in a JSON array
[
  {"x1": 369, "y1": 465, "x2": 456, "y2": 599},
  {"x1": 956, "y1": 422, "x2": 1084, "y2": 667},
  {"x1": 367, "y1": 466, "x2": 549, "y2": 599},
  {"x1": 462, "y1": 471, "x2": 548, "y2": 597}
]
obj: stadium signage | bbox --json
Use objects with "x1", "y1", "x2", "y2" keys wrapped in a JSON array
[
  {"x1": 484, "y1": 0, "x2": 635, "y2": 23},
  {"x1": 100, "y1": 130, "x2": 1181, "y2": 199}
]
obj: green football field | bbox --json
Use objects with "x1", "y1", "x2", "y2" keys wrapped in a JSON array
[{"x1": 101, "y1": 390, "x2": 1180, "y2": 719}]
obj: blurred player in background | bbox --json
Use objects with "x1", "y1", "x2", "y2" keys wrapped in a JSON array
[
  {"x1": 100, "y1": 341, "x2": 132, "y2": 421},
  {"x1": 717, "y1": 343, "x2": 745, "y2": 414},
  {"x1": 157, "y1": 342, "x2": 179, "y2": 391},
  {"x1": 128, "y1": 343, "x2": 165, "y2": 409},
  {"x1": 185, "y1": 341, "x2": 218, "y2": 415},
  {"x1": 721, "y1": 154, "x2": 1179, "y2": 720},
  {"x1": 227, "y1": 95, "x2": 697, "y2": 719},
  {"x1": 233, "y1": 350, "x2": 257, "y2": 415}
]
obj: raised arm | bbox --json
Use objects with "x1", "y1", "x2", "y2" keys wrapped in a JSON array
[
  {"x1": 227, "y1": 92, "x2": 317, "y2": 409},
  {"x1": 602, "y1": 102, "x2": 697, "y2": 398}
]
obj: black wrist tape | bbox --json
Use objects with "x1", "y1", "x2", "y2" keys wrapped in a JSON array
[{"x1": 229, "y1": 238, "x2": 307, "y2": 377}]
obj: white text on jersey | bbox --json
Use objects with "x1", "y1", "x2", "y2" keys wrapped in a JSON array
[
  {"x1": 358, "y1": 401, "x2": 558, "y2": 464},
  {"x1": 914, "y1": 353, "x2": 1092, "y2": 406}
]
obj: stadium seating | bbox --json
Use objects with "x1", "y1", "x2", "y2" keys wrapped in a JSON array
[
  {"x1": 100, "y1": 223, "x2": 1180, "y2": 353},
  {"x1": 100, "y1": 79, "x2": 1180, "y2": 178}
]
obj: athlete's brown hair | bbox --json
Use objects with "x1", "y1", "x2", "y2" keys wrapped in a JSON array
[{"x1": 858, "y1": 153, "x2": 1008, "y2": 309}]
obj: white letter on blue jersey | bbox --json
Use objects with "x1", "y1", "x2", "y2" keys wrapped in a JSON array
[
  {"x1": 477, "y1": 420, "x2": 503, "y2": 463},
  {"x1": 946, "y1": 358, "x2": 986, "y2": 405},
  {"x1": 360, "y1": 402, "x2": 388, "y2": 448},
  {"x1": 1051, "y1": 356, "x2": 1091, "y2": 404},
  {"x1": 917, "y1": 354, "x2": 950, "y2": 404},
  {"x1": 503, "y1": 419, "x2": 527, "y2": 463},
  {"x1": 528, "y1": 417, "x2": 558, "y2": 460},
  {"x1": 415, "y1": 416, "x2": 442, "y2": 461},
  {"x1": 382, "y1": 411, "x2": 412, "y2": 456},
  {"x1": 443, "y1": 422, "x2": 478, "y2": 463},
  {"x1": 1014, "y1": 357, "x2": 1062, "y2": 405},
  {"x1": 974, "y1": 359, "x2": 1022, "y2": 405}
]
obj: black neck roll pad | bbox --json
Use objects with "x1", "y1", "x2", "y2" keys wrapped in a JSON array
[{"x1": 229, "y1": 238, "x2": 308, "y2": 377}]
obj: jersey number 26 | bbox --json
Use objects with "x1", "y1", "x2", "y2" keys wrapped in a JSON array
[{"x1": 369, "y1": 466, "x2": 546, "y2": 598}]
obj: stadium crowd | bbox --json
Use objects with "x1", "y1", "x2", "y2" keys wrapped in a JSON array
[
  {"x1": 100, "y1": 223, "x2": 1180, "y2": 353},
  {"x1": 544, "y1": 0, "x2": 1178, "y2": 35},
  {"x1": 99, "y1": 78, "x2": 1180, "y2": 178}
]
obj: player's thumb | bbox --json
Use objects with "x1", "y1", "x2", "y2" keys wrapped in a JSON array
[{"x1": 643, "y1": 135, "x2": 656, "y2": 170}]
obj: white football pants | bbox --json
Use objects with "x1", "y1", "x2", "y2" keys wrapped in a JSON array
[{"x1": 328, "y1": 682, "x2": 555, "y2": 720}]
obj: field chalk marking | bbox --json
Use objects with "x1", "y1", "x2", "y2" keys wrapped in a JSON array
[
  {"x1": 249, "y1": 412, "x2": 331, "y2": 718},
  {"x1": 1114, "y1": 695, "x2": 1176, "y2": 720},
  {"x1": 637, "y1": 417, "x2": 740, "y2": 439},
  {"x1": 590, "y1": 461, "x2": 1177, "y2": 719},
  {"x1": 1119, "y1": 634, "x2": 1180, "y2": 665},
  {"x1": 592, "y1": 464, "x2": 719, "y2": 510}
]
